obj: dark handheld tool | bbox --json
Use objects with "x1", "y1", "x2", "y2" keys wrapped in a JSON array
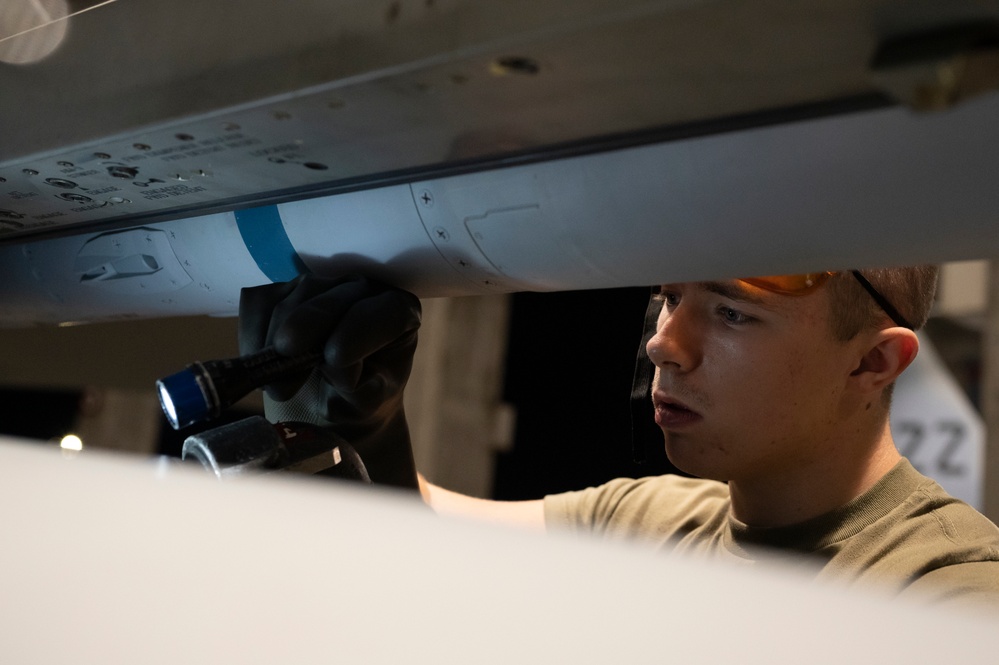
[
  {"x1": 181, "y1": 416, "x2": 371, "y2": 483},
  {"x1": 157, "y1": 347, "x2": 321, "y2": 430}
]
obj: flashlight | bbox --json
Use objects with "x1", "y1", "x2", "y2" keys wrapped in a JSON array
[
  {"x1": 180, "y1": 416, "x2": 370, "y2": 483},
  {"x1": 157, "y1": 347, "x2": 322, "y2": 430}
]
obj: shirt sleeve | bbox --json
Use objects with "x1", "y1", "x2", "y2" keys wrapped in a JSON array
[
  {"x1": 544, "y1": 474, "x2": 730, "y2": 543},
  {"x1": 544, "y1": 477, "x2": 647, "y2": 534}
]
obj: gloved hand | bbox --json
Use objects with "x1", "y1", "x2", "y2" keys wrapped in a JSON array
[{"x1": 238, "y1": 274, "x2": 422, "y2": 491}]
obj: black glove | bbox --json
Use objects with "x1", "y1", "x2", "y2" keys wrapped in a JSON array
[{"x1": 239, "y1": 274, "x2": 422, "y2": 491}]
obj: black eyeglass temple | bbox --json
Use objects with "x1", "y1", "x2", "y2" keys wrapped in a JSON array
[{"x1": 850, "y1": 270, "x2": 914, "y2": 330}]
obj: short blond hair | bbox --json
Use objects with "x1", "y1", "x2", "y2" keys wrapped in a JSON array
[
  {"x1": 826, "y1": 266, "x2": 939, "y2": 341},
  {"x1": 825, "y1": 266, "x2": 939, "y2": 407}
]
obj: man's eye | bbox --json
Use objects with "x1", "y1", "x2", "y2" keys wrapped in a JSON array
[
  {"x1": 719, "y1": 306, "x2": 749, "y2": 324},
  {"x1": 660, "y1": 291, "x2": 680, "y2": 308}
]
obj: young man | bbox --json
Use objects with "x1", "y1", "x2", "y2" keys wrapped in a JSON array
[{"x1": 239, "y1": 268, "x2": 999, "y2": 607}]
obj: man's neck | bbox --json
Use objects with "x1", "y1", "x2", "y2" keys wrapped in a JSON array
[{"x1": 727, "y1": 424, "x2": 901, "y2": 528}]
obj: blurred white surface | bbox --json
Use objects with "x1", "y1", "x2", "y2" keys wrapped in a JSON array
[{"x1": 0, "y1": 436, "x2": 995, "y2": 664}]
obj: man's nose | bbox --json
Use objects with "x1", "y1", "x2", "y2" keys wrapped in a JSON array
[{"x1": 646, "y1": 307, "x2": 700, "y2": 372}]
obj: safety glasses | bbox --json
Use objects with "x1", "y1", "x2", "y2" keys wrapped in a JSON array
[{"x1": 740, "y1": 270, "x2": 914, "y2": 330}]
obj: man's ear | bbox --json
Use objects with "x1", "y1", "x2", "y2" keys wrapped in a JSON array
[{"x1": 848, "y1": 328, "x2": 920, "y2": 394}]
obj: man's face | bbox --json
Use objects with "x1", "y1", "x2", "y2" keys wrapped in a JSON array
[{"x1": 646, "y1": 280, "x2": 860, "y2": 484}]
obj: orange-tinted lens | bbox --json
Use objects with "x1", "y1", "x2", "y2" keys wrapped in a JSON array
[{"x1": 739, "y1": 272, "x2": 834, "y2": 295}]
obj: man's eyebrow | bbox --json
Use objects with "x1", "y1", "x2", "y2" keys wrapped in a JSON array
[{"x1": 700, "y1": 281, "x2": 771, "y2": 306}]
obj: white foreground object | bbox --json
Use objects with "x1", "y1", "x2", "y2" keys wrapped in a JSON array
[{"x1": 0, "y1": 437, "x2": 995, "y2": 664}]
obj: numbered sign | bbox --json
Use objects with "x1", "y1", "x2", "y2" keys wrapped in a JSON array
[{"x1": 890, "y1": 333, "x2": 984, "y2": 509}]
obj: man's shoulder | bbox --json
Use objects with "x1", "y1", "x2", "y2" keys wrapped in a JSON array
[
  {"x1": 834, "y1": 461, "x2": 999, "y2": 600},
  {"x1": 889, "y1": 465, "x2": 999, "y2": 554},
  {"x1": 909, "y1": 477, "x2": 999, "y2": 542}
]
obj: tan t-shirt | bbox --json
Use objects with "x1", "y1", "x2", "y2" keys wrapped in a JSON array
[{"x1": 544, "y1": 459, "x2": 999, "y2": 607}]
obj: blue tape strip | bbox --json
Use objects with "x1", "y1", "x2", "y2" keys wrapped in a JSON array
[{"x1": 234, "y1": 205, "x2": 309, "y2": 282}]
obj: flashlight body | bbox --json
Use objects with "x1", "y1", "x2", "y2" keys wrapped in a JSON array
[
  {"x1": 157, "y1": 347, "x2": 322, "y2": 429},
  {"x1": 181, "y1": 416, "x2": 370, "y2": 483}
]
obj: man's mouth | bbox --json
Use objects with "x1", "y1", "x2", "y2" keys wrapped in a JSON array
[{"x1": 653, "y1": 393, "x2": 702, "y2": 429}]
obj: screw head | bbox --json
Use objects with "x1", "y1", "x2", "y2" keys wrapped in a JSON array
[{"x1": 491, "y1": 56, "x2": 541, "y2": 76}]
